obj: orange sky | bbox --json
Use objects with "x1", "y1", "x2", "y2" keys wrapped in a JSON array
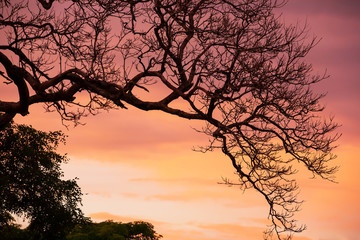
[{"x1": 4, "y1": 0, "x2": 360, "y2": 239}]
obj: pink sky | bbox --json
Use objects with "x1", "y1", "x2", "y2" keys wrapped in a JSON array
[{"x1": 4, "y1": 0, "x2": 360, "y2": 239}]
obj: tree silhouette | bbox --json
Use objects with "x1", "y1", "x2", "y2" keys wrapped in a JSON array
[
  {"x1": 0, "y1": 218, "x2": 163, "y2": 240},
  {"x1": 0, "y1": 122, "x2": 84, "y2": 239},
  {"x1": 0, "y1": 0, "x2": 340, "y2": 238},
  {"x1": 67, "y1": 220, "x2": 163, "y2": 240}
]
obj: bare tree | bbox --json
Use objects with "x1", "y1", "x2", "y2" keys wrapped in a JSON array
[{"x1": 0, "y1": 0, "x2": 340, "y2": 239}]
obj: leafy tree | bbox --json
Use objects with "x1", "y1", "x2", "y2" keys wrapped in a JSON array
[
  {"x1": 66, "y1": 220, "x2": 163, "y2": 240},
  {"x1": 0, "y1": 218, "x2": 162, "y2": 240},
  {"x1": 0, "y1": 212, "x2": 31, "y2": 240},
  {"x1": 0, "y1": 0, "x2": 340, "y2": 238},
  {"x1": 0, "y1": 122, "x2": 84, "y2": 239}
]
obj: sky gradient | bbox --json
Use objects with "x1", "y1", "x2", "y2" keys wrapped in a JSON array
[{"x1": 8, "y1": 0, "x2": 360, "y2": 239}]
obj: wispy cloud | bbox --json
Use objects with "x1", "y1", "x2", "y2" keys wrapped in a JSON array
[{"x1": 89, "y1": 212, "x2": 314, "y2": 240}]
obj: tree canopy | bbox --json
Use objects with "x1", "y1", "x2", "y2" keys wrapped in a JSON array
[
  {"x1": 0, "y1": 0, "x2": 340, "y2": 238},
  {"x1": 0, "y1": 218, "x2": 163, "y2": 240},
  {"x1": 0, "y1": 122, "x2": 84, "y2": 239},
  {"x1": 67, "y1": 220, "x2": 163, "y2": 240}
]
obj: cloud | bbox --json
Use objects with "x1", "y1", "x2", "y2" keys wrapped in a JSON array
[
  {"x1": 89, "y1": 212, "x2": 216, "y2": 240},
  {"x1": 90, "y1": 191, "x2": 113, "y2": 198},
  {"x1": 5, "y1": 2, "x2": 360, "y2": 240},
  {"x1": 12, "y1": 101, "x2": 211, "y2": 163},
  {"x1": 200, "y1": 223, "x2": 314, "y2": 240},
  {"x1": 127, "y1": 176, "x2": 268, "y2": 208},
  {"x1": 130, "y1": 177, "x2": 222, "y2": 187},
  {"x1": 144, "y1": 189, "x2": 266, "y2": 209},
  {"x1": 198, "y1": 223, "x2": 266, "y2": 240},
  {"x1": 281, "y1": 0, "x2": 360, "y2": 19},
  {"x1": 89, "y1": 212, "x2": 162, "y2": 225},
  {"x1": 88, "y1": 212, "x2": 314, "y2": 240},
  {"x1": 120, "y1": 192, "x2": 140, "y2": 198}
]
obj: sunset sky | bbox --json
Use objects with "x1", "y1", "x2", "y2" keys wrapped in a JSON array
[{"x1": 7, "y1": 0, "x2": 360, "y2": 239}]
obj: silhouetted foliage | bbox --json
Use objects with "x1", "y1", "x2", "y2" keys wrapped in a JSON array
[
  {"x1": 0, "y1": 224, "x2": 31, "y2": 240},
  {"x1": 66, "y1": 220, "x2": 163, "y2": 240},
  {"x1": 0, "y1": 122, "x2": 84, "y2": 239},
  {"x1": 0, "y1": 218, "x2": 162, "y2": 240},
  {"x1": 0, "y1": 212, "x2": 31, "y2": 240},
  {"x1": 0, "y1": 0, "x2": 340, "y2": 238}
]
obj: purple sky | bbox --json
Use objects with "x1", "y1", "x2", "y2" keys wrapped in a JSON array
[{"x1": 4, "y1": 0, "x2": 360, "y2": 239}]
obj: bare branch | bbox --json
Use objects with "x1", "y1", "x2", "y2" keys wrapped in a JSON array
[{"x1": 0, "y1": 1, "x2": 340, "y2": 239}]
